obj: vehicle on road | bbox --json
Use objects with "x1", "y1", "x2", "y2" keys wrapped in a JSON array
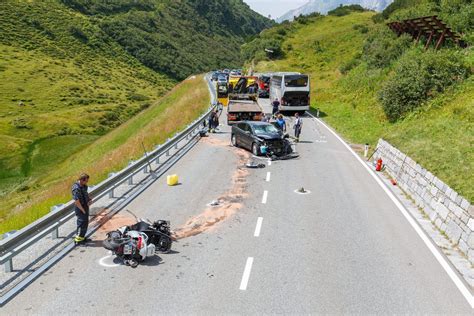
[
  {"x1": 228, "y1": 75, "x2": 258, "y2": 101},
  {"x1": 257, "y1": 74, "x2": 271, "y2": 98},
  {"x1": 270, "y1": 73, "x2": 310, "y2": 113},
  {"x1": 227, "y1": 100, "x2": 263, "y2": 125},
  {"x1": 211, "y1": 72, "x2": 219, "y2": 81},
  {"x1": 217, "y1": 80, "x2": 229, "y2": 106},
  {"x1": 217, "y1": 75, "x2": 228, "y2": 84},
  {"x1": 103, "y1": 219, "x2": 172, "y2": 268},
  {"x1": 231, "y1": 121, "x2": 293, "y2": 156}
]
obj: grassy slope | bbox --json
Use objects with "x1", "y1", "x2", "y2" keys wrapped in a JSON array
[
  {"x1": 254, "y1": 12, "x2": 473, "y2": 201},
  {"x1": 0, "y1": 1, "x2": 174, "y2": 196},
  {"x1": 0, "y1": 75, "x2": 210, "y2": 233}
]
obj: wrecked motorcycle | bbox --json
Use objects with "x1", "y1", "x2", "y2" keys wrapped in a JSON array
[{"x1": 103, "y1": 220, "x2": 172, "y2": 268}]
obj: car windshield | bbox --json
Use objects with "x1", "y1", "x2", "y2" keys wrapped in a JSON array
[
  {"x1": 284, "y1": 75, "x2": 308, "y2": 87},
  {"x1": 252, "y1": 124, "x2": 279, "y2": 135}
]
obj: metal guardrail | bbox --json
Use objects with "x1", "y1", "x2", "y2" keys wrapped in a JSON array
[{"x1": 0, "y1": 75, "x2": 217, "y2": 273}]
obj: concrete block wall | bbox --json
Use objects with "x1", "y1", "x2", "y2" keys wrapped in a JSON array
[{"x1": 375, "y1": 139, "x2": 474, "y2": 263}]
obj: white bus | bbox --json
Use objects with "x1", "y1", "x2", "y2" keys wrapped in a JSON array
[{"x1": 270, "y1": 73, "x2": 310, "y2": 113}]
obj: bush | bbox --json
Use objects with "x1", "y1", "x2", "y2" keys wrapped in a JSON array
[
  {"x1": 339, "y1": 54, "x2": 361, "y2": 74},
  {"x1": 353, "y1": 24, "x2": 369, "y2": 34},
  {"x1": 379, "y1": 49, "x2": 469, "y2": 121},
  {"x1": 69, "y1": 25, "x2": 88, "y2": 43},
  {"x1": 328, "y1": 5, "x2": 366, "y2": 17},
  {"x1": 363, "y1": 27, "x2": 412, "y2": 69}
]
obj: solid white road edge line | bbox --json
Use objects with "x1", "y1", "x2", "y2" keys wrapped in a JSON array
[
  {"x1": 261, "y1": 190, "x2": 268, "y2": 204},
  {"x1": 308, "y1": 113, "x2": 474, "y2": 308},
  {"x1": 254, "y1": 217, "x2": 264, "y2": 237},
  {"x1": 239, "y1": 257, "x2": 254, "y2": 290},
  {"x1": 266, "y1": 172, "x2": 271, "y2": 182}
]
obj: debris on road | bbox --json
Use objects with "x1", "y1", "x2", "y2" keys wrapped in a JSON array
[
  {"x1": 167, "y1": 174, "x2": 179, "y2": 186},
  {"x1": 208, "y1": 200, "x2": 221, "y2": 207},
  {"x1": 173, "y1": 148, "x2": 250, "y2": 239},
  {"x1": 294, "y1": 187, "x2": 311, "y2": 195},
  {"x1": 245, "y1": 160, "x2": 266, "y2": 168}
]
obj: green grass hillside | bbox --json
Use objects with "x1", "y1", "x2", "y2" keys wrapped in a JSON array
[
  {"x1": 247, "y1": 5, "x2": 473, "y2": 201},
  {"x1": 0, "y1": 0, "x2": 270, "y2": 231},
  {"x1": 0, "y1": 1, "x2": 174, "y2": 198},
  {"x1": 0, "y1": 74, "x2": 210, "y2": 233},
  {"x1": 62, "y1": 0, "x2": 273, "y2": 79}
]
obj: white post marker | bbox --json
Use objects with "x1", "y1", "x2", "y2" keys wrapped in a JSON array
[
  {"x1": 254, "y1": 217, "x2": 263, "y2": 237},
  {"x1": 261, "y1": 190, "x2": 268, "y2": 204},
  {"x1": 239, "y1": 257, "x2": 254, "y2": 290},
  {"x1": 268, "y1": 159, "x2": 272, "y2": 166},
  {"x1": 307, "y1": 112, "x2": 474, "y2": 308},
  {"x1": 266, "y1": 172, "x2": 271, "y2": 182}
]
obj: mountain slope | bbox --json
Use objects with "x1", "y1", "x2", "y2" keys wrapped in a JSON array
[
  {"x1": 277, "y1": 0, "x2": 393, "y2": 22},
  {"x1": 246, "y1": 3, "x2": 473, "y2": 201},
  {"x1": 0, "y1": 0, "x2": 271, "y2": 229},
  {"x1": 62, "y1": 0, "x2": 273, "y2": 80}
]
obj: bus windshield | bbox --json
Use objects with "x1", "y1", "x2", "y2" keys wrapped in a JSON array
[{"x1": 284, "y1": 75, "x2": 308, "y2": 87}]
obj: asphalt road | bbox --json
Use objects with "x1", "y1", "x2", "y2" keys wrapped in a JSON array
[{"x1": 2, "y1": 97, "x2": 472, "y2": 314}]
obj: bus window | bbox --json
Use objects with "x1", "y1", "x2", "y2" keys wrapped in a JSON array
[{"x1": 284, "y1": 75, "x2": 308, "y2": 87}]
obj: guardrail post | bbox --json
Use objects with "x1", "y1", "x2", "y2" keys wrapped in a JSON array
[
  {"x1": 50, "y1": 205, "x2": 62, "y2": 239},
  {"x1": 128, "y1": 176, "x2": 133, "y2": 185},
  {"x1": 166, "y1": 149, "x2": 170, "y2": 157},
  {"x1": 155, "y1": 156, "x2": 160, "y2": 164},
  {"x1": 143, "y1": 165, "x2": 149, "y2": 173},
  {"x1": 5, "y1": 259, "x2": 12, "y2": 273},
  {"x1": 109, "y1": 188, "x2": 114, "y2": 198}
]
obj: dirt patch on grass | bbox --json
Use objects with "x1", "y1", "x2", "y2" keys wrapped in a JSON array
[{"x1": 173, "y1": 147, "x2": 250, "y2": 239}]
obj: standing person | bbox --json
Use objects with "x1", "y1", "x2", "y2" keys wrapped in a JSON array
[
  {"x1": 293, "y1": 112, "x2": 303, "y2": 142},
  {"x1": 212, "y1": 109, "x2": 220, "y2": 132},
  {"x1": 272, "y1": 98, "x2": 280, "y2": 118},
  {"x1": 208, "y1": 110, "x2": 216, "y2": 133},
  {"x1": 72, "y1": 173, "x2": 92, "y2": 244},
  {"x1": 276, "y1": 114, "x2": 286, "y2": 132}
]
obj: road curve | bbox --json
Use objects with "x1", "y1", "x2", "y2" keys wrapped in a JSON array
[{"x1": 2, "y1": 96, "x2": 472, "y2": 314}]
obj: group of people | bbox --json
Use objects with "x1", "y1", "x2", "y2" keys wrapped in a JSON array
[{"x1": 269, "y1": 98, "x2": 303, "y2": 142}]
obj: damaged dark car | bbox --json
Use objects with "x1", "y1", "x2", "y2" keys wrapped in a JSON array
[{"x1": 231, "y1": 121, "x2": 294, "y2": 157}]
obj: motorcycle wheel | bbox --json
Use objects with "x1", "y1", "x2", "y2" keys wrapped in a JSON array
[
  {"x1": 157, "y1": 237, "x2": 172, "y2": 253},
  {"x1": 103, "y1": 238, "x2": 122, "y2": 251}
]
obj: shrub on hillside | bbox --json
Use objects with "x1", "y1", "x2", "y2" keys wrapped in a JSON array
[
  {"x1": 363, "y1": 27, "x2": 411, "y2": 69},
  {"x1": 69, "y1": 25, "x2": 88, "y2": 43},
  {"x1": 328, "y1": 5, "x2": 366, "y2": 17},
  {"x1": 339, "y1": 53, "x2": 361, "y2": 74},
  {"x1": 379, "y1": 49, "x2": 469, "y2": 121}
]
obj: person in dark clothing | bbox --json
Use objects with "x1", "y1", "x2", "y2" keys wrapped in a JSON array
[
  {"x1": 293, "y1": 112, "x2": 303, "y2": 142},
  {"x1": 208, "y1": 110, "x2": 219, "y2": 133},
  {"x1": 72, "y1": 173, "x2": 92, "y2": 244},
  {"x1": 272, "y1": 98, "x2": 280, "y2": 117}
]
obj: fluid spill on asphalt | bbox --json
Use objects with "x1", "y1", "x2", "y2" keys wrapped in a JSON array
[
  {"x1": 94, "y1": 213, "x2": 136, "y2": 239},
  {"x1": 199, "y1": 135, "x2": 230, "y2": 147},
  {"x1": 172, "y1": 144, "x2": 250, "y2": 240}
]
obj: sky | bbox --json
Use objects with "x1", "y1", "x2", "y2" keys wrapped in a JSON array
[{"x1": 243, "y1": 0, "x2": 309, "y2": 19}]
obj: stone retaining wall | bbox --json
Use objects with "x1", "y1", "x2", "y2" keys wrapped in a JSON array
[{"x1": 375, "y1": 139, "x2": 474, "y2": 263}]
